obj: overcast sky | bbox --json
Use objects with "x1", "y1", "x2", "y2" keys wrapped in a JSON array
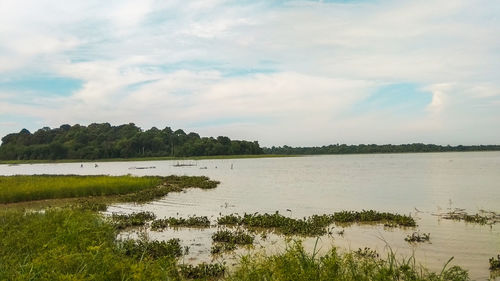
[{"x1": 0, "y1": 0, "x2": 499, "y2": 146}]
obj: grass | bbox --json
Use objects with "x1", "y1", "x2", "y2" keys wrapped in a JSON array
[
  {"x1": 405, "y1": 232, "x2": 431, "y2": 243},
  {"x1": 0, "y1": 208, "x2": 471, "y2": 280},
  {"x1": 0, "y1": 208, "x2": 183, "y2": 280},
  {"x1": 0, "y1": 175, "x2": 219, "y2": 205},
  {"x1": 179, "y1": 263, "x2": 226, "y2": 279},
  {"x1": 212, "y1": 229, "x2": 255, "y2": 245},
  {"x1": 227, "y1": 240, "x2": 470, "y2": 281},
  {"x1": 218, "y1": 210, "x2": 415, "y2": 236},
  {"x1": 151, "y1": 216, "x2": 211, "y2": 230},
  {"x1": 111, "y1": 211, "x2": 156, "y2": 229},
  {"x1": 0, "y1": 175, "x2": 162, "y2": 203}
]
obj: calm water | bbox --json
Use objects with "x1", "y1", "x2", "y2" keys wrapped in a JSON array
[{"x1": 1, "y1": 152, "x2": 499, "y2": 280}]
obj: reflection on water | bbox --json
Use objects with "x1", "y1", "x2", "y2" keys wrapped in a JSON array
[{"x1": 1, "y1": 152, "x2": 499, "y2": 280}]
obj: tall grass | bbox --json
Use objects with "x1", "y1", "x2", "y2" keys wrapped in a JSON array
[
  {"x1": 0, "y1": 209, "x2": 470, "y2": 280},
  {"x1": 228, "y1": 240, "x2": 470, "y2": 281},
  {"x1": 0, "y1": 175, "x2": 163, "y2": 203},
  {"x1": 0, "y1": 175, "x2": 219, "y2": 204},
  {"x1": 0, "y1": 208, "x2": 182, "y2": 280}
]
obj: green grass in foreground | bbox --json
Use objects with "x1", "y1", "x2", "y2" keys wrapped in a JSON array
[
  {"x1": 0, "y1": 208, "x2": 470, "y2": 281},
  {"x1": 0, "y1": 175, "x2": 219, "y2": 204}
]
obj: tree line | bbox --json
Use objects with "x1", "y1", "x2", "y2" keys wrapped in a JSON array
[
  {"x1": 263, "y1": 143, "x2": 500, "y2": 155},
  {"x1": 0, "y1": 123, "x2": 263, "y2": 160}
]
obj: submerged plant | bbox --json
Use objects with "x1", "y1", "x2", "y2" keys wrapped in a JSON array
[
  {"x1": 405, "y1": 232, "x2": 431, "y2": 243},
  {"x1": 490, "y1": 255, "x2": 500, "y2": 270}
]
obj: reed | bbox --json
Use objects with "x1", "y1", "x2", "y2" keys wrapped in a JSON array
[
  {"x1": 227, "y1": 240, "x2": 470, "y2": 281},
  {"x1": 0, "y1": 175, "x2": 162, "y2": 203},
  {"x1": 0, "y1": 175, "x2": 219, "y2": 204}
]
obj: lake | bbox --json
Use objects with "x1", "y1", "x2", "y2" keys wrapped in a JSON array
[{"x1": 1, "y1": 151, "x2": 499, "y2": 280}]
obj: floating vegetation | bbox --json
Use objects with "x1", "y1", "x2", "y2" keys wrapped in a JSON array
[
  {"x1": 218, "y1": 212, "x2": 334, "y2": 236},
  {"x1": 179, "y1": 263, "x2": 226, "y2": 279},
  {"x1": 211, "y1": 242, "x2": 237, "y2": 255},
  {"x1": 218, "y1": 210, "x2": 415, "y2": 236},
  {"x1": 354, "y1": 247, "x2": 379, "y2": 259},
  {"x1": 212, "y1": 229, "x2": 254, "y2": 245},
  {"x1": 331, "y1": 210, "x2": 416, "y2": 227},
  {"x1": 490, "y1": 255, "x2": 500, "y2": 270},
  {"x1": 405, "y1": 232, "x2": 431, "y2": 243},
  {"x1": 111, "y1": 211, "x2": 156, "y2": 229},
  {"x1": 119, "y1": 238, "x2": 186, "y2": 259},
  {"x1": 438, "y1": 209, "x2": 500, "y2": 225},
  {"x1": 151, "y1": 216, "x2": 211, "y2": 230}
]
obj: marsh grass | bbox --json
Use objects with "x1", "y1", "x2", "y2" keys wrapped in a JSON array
[
  {"x1": 405, "y1": 232, "x2": 431, "y2": 243},
  {"x1": 0, "y1": 208, "x2": 183, "y2": 280},
  {"x1": 218, "y1": 210, "x2": 415, "y2": 236},
  {"x1": 179, "y1": 263, "x2": 226, "y2": 279},
  {"x1": 0, "y1": 208, "x2": 471, "y2": 280},
  {"x1": 0, "y1": 175, "x2": 163, "y2": 203},
  {"x1": 228, "y1": 240, "x2": 470, "y2": 281},
  {"x1": 212, "y1": 229, "x2": 255, "y2": 245},
  {"x1": 111, "y1": 211, "x2": 156, "y2": 229},
  {"x1": 152, "y1": 216, "x2": 211, "y2": 230},
  {"x1": 0, "y1": 175, "x2": 219, "y2": 205}
]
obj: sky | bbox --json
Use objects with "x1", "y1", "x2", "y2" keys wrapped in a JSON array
[{"x1": 0, "y1": 0, "x2": 499, "y2": 147}]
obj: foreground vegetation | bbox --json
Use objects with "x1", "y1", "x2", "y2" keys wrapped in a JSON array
[
  {"x1": 0, "y1": 174, "x2": 477, "y2": 280},
  {"x1": 0, "y1": 175, "x2": 218, "y2": 204},
  {"x1": 228, "y1": 240, "x2": 470, "y2": 281},
  {"x1": 0, "y1": 208, "x2": 471, "y2": 281}
]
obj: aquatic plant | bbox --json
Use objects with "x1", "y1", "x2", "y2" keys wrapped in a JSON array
[
  {"x1": 490, "y1": 255, "x2": 500, "y2": 270},
  {"x1": 212, "y1": 229, "x2": 254, "y2": 245},
  {"x1": 0, "y1": 208, "x2": 471, "y2": 280},
  {"x1": 441, "y1": 211, "x2": 497, "y2": 225},
  {"x1": 405, "y1": 232, "x2": 431, "y2": 243},
  {"x1": 151, "y1": 216, "x2": 211, "y2": 230},
  {"x1": 227, "y1": 240, "x2": 470, "y2": 281},
  {"x1": 119, "y1": 238, "x2": 186, "y2": 259},
  {"x1": 179, "y1": 263, "x2": 226, "y2": 279},
  {"x1": 354, "y1": 247, "x2": 379, "y2": 259},
  {"x1": 331, "y1": 210, "x2": 416, "y2": 227},
  {"x1": 111, "y1": 211, "x2": 156, "y2": 229},
  {"x1": 211, "y1": 242, "x2": 237, "y2": 255},
  {"x1": 218, "y1": 210, "x2": 415, "y2": 236},
  {"x1": 0, "y1": 175, "x2": 164, "y2": 203},
  {"x1": 218, "y1": 212, "x2": 333, "y2": 236}
]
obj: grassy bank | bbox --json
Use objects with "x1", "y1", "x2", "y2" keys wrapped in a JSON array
[
  {"x1": 0, "y1": 175, "x2": 218, "y2": 205},
  {"x1": 0, "y1": 154, "x2": 293, "y2": 165},
  {"x1": 0, "y1": 208, "x2": 470, "y2": 281}
]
